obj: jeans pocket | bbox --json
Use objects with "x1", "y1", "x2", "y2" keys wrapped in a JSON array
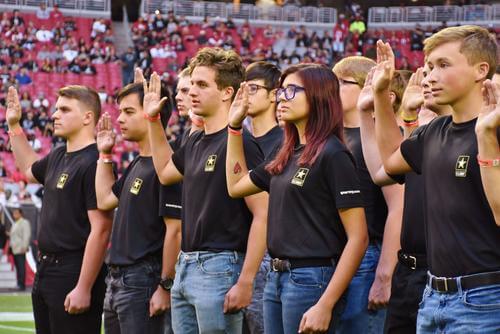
[
  {"x1": 122, "y1": 270, "x2": 157, "y2": 289},
  {"x1": 418, "y1": 286, "x2": 431, "y2": 308},
  {"x1": 289, "y1": 267, "x2": 323, "y2": 288},
  {"x1": 199, "y1": 255, "x2": 233, "y2": 276},
  {"x1": 463, "y1": 284, "x2": 500, "y2": 310}
]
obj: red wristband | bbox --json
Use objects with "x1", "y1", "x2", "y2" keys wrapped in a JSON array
[
  {"x1": 402, "y1": 120, "x2": 419, "y2": 127},
  {"x1": 144, "y1": 113, "x2": 161, "y2": 122},
  {"x1": 477, "y1": 155, "x2": 500, "y2": 167},
  {"x1": 228, "y1": 127, "x2": 243, "y2": 136},
  {"x1": 99, "y1": 153, "x2": 112, "y2": 160},
  {"x1": 8, "y1": 127, "x2": 24, "y2": 137}
]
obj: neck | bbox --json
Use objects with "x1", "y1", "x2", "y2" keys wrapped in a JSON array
[
  {"x1": 203, "y1": 106, "x2": 229, "y2": 134},
  {"x1": 137, "y1": 137, "x2": 151, "y2": 156},
  {"x1": 295, "y1": 120, "x2": 307, "y2": 145},
  {"x1": 343, "y1": 109, "x2": 360, "y2": 128},
  {"x1": 251, "y1": 109, "x2": 278, "y2": 137},
  {"x1": 450, "y1": 85, "x2": 483, "y2": 123},
  {"x1": 66, "y1": 130, "x2": 95, "y2": 152}
]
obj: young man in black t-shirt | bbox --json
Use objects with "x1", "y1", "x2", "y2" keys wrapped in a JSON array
[
  {"x1": 242, "y1": 60, "x2": 282, "y2": 334},
  {"x1": 6, "y1": 85, "x2": 112, "y2": 334},
  {"x1": 373, "y1": 27, "x2": 500, "y2": 332},
  {"x1": 95, "y1": 82, "x2": 182, "y2": 334},
  {"x1": 144, "y1": 48, "x2": 268, "y2": 333},
  {"x1": 333, "y1": 57, "x2": 404, "y2": 334}
]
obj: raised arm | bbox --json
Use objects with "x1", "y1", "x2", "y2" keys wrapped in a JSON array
[
  {"x1": 372, "y1": 41, "x2": 413, "y2": 175},
  {"x1": 476, "y1": 79, "x2": 500, "y2": 225},
  {"x1": 139, "y1": 69, "x2": 183, "y2": 185},
  {"x1": 400, "y1": 68, "x2": 425, "y2": 138},
  {"x1": 226, "y1": 82, "x2": 264, "y2": 198},
  {"x1": 6, "y1": 87, "x2": 38, "y2": 183},
  {"x1": 95, "y1": 112, "x2": 119, "y2": 210}
]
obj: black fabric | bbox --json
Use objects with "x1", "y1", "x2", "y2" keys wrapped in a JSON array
[
  {"x1": 255, "y1": 125, "x2": 283, "y2": 159},
  {"x1": 401, "y1": 116, "x2": 500, "y2": 277},
  {"x1": 107, "y1": 156, "x2": 181, "y2": 266},
  {"x1": 171, "y1": 127, "x2": 264, "y2": 252},
  {"x1": 31, "y1": 144, "x2": 98, "y2": 253},
  {"x1": 344, "y1": 127, "x2": 388, "y2": 243},
  {"x1": 384, "y1": 263, "x2": 427, "y2": 334},
  {"x1": 250, "y1": 135, "x2": 364, "y2": 260}
]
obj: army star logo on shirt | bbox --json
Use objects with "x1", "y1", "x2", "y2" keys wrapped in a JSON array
[
  {"x1": 205, "y1": 155, "x2": 217, "y2": 172},
  {"x1": 56, "y1": 173, "x2": 69, "y2": 189},
  {"x1": 291, "y1": 168, "x2": 310, "y2": 187},
  {"x1": 130, "y1": 178, "x2": 143, "y2": 195},
  {"x1": 455, "y1": 155, "x2": 470, "y2": 177}
]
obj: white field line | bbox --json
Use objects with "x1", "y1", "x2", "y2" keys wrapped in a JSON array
[
  {"x1": 0, "y1": 324, "x2": 34, "y2": 332},
  {"x1": 0, "y1": 312, "x2": 34, "y2": 321}
]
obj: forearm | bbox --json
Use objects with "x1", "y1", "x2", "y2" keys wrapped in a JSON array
[
  {"x1": 238, "y1": 215, "x2": 267, "y2": 285},
  {"x1": 148, "y1": 120, "x2": 174, "y2": 184},
  {"x1": 77, "y1": 226, "x2": 111, "y2": 291},
  {"x1": 8, "y1": 124, "x2": 39, "y2": 176},
  {"x1": 476, "y1": 128, "x2": 500, "y2": 224},
  {"x1": 95, "y1": 161, "x2": 117, "y2": 210},
  {"x1": 161, "y1": 219, "x2": 181, "y2": 278},
  {"x1": 226, "y1": 132, "x2": 249, "y2": 196}
]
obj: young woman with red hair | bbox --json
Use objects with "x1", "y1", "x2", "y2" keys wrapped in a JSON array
[{"x1": 225, "y1": 63, "x2": 369, "y2": 333}]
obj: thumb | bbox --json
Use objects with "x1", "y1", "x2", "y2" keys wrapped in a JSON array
[
  {"x1": 64, "y1": 295, "x2": 70, "y2": 312},
  {"x1": 149, "y1": 299, "x2": 155, "y2": 317},
  {"x1": 298, "y1": 314, "x2": 307, "y2": 333}
]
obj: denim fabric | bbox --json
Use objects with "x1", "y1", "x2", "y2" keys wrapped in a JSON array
[
  {"x1": 243, "y1": 253, "x2": 270, "y2": 334},
  {"x1": 263, "y1": 265, "x2": 344, "y2": 334},
  {"x1": 337, "y1": 243, "x2": 386, "y2": 334},
  {"x1": 171, "y1": 251, "x2": 244, "y2": 334},
  {"x1": 103, "y1": 258, "x2": 170, "y2": 334},
  {"x1": 417, "y1": 273, "x2": 500, "y2": 334}
]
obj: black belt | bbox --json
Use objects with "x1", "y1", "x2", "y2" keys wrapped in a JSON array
[
  {"x1": 38, "y1": 250, "x2": 84, "y2": 263},
  {"x1": 270, "y1": 258, "x2": 333, "y2": 272},
  {"x1": 398, "y1": 250, "x2": 427, "y2": 270},
  {"x1": 428, "y1": 271, "x2": 500, "y2": 293}
]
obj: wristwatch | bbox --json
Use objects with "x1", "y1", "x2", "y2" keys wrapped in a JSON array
[{"x1": 159, "y1": 277, "x2": 174, "y2": 291}]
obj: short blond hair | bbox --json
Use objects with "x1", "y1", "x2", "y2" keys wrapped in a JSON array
[
  {"x1": 332, "y1": 56, "x2": 376, "y2": 87},
  {"x1": 424, "y1": 25, "x2": 497, "y2": 79},
  {"x1": 391, "y1": 70, "x2": 412, "y2": 113}
]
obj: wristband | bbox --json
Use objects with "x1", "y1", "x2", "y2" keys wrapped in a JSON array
[
  {"x1": 228, "y1": 127, "x2": 243, "y2": 136},
  {"x1": 402, "y1": 120, "x2": 419, "y2": 127},
  {"x1": 144, "y1": 113, "x2": 161, "y2": 122},
  {"x1": 8, "y1": 127, "x2": 24, "y2": 137},
  {"x1": 477, "y1": 155, "x2": 500, "y2": 167},
  {"x1": 228, "y1": 124, "x2": 243, "y2": 131},
  {"x1": 99, "y1": 153, "x2": 113, "y2": 164}
]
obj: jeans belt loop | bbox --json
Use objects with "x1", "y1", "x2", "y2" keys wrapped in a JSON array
[{"x1": 233, "y1": 250, "x2": 239, "y2": 263}]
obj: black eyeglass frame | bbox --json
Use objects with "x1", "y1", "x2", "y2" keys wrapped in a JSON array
[{"x1": 275, "y1": 84, "x2": 306, "y2": 102}]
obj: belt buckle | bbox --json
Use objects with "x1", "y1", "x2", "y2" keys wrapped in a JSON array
[
  {"x1": 408, "y1": 255, "x2": 417, "y2": 270},
  {"x1": 435, "y1": 277, "x2": 449, "y2": 292},
  {"x1": 271, "y1": 258, "x2": 281, "y2": 272}
]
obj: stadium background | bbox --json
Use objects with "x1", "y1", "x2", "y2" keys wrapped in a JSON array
[{"x1": 0, "y1": 0, "x2": 498, "y2": 332}]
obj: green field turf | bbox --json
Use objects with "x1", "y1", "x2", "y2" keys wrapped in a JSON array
[
  {"x1": 0, "y1": 322, "x2": 35, "y2": 333},
  {"x1": 0, "y1": 294, "x2": 32, "y2": 313}
]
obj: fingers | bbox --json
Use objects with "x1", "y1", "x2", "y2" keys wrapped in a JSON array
[
  {"x1": 415, "y1": 67, "x2": 424, "y2": 86},
  {"x1": 152, "y1": 71, "x2": 161, "y2": 95},
  {"x1": 298, "y1": 315, "x2": 307, "y2": 333},
  {"x1": 64, "y1": 295, "x2": 70, "y2": 312},
  {"x1": 134, "y1": 67, "x2": 145, "y2": 84},
  {"x1": 223, "y1": 292, "x2": 230, "y2": 313},
  {"x1": 486, "y1": 79, "x2": 499, "y2": 105},
  {"x1": 365, "y1": 67, "x2": 375, "y2": 87}
]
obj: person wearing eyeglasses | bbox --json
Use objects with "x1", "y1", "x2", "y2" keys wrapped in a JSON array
[
  {"x1": 225, "y1": 63, "x2": 369, "y2": 333},
  {"x1": 333, "y1": 56, "x2": 404, "y2": 334},
  {"x1": 242, "y1": 61, "x2": 283, "y2": 334}
]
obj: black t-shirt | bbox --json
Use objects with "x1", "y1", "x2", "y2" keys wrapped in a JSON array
[
  {"x1": 249, "y1": 136, "x2": 364, "y2": 260},
  {"x1": 255, "y1": 125, "x2": 283, "y2": 159},
  {"x1": 390, "y1": 126, "x2": 427, "y2": 255},
  {"x1": 401, "y1": 116, "x2": 500, "y2": 277},
  {"x1": 171, "y1": 127, "x2": 264, "y2": 252},
  {"x1": 107, "y1": 156, "x2": 181, "y2": 265},
  {"x1": 31, "y1": 144, "x2": 98, "y2": 253},
  {"x1": 344, "y1": 127, "x2": 388, "y2": 243}
]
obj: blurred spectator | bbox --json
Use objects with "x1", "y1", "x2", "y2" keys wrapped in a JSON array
[
  {"x1": 21, "y1": 111, "x2": 36, "y2": 132},
  {"x1": 197, "y1": 30, "x2": 208, "y2": 45},
  {"x1": 410, "y1": 24, "x2": 424, "y2": 51},
  {"x1": 91, "y1": 19, "x2": 108, "y2": 39},
  {"x1": 36, "y1": 110, "x2": 51, "y2": 135},
  {"x1": 36, "y1": 25, "x2": 54, "y2": 42},
  {"x1": 27, "y1": 131, "x2": 42, "y2": 153},
  {"x1": 49, "y1": 4, "x2": 64, "y2": 22},
  {"x1": 10, "y1": 10, "x2": 24, "y2": 27},
  {"x1": 32, "y1": 93, "x2": 49, "y2": 110},
  {"x1": 349, "y1": 14, "x2": 366, "y2": 35},
  {"x1": 19, "y1": 92, "x2": 32, "y2": 111},
  {"x1": 0, "y1": 160, "x2": 7, "y2": 177},
  {"x1": 8, "y1": 207, "x2": 31, "y2": 291},
  {"x1": 36, "y1": 3, "x2": 51, "y2": 20},
  {"x1": 15, "y1": 68, "x2": 32, "y2": 86},
  {"x1": 0, "y1": 137, "x2": 7, "y2": 152},
  {"x1": 120, "y1": 46, "x2": 137, "y2": 86}
]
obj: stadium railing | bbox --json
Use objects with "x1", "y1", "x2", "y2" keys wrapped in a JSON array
[
  {"x1": 141, "y1": 0, "x2": 337, "y2": 28},
  {"x1": 368, "y1": 4, "x2": 500, "y2": 29},
  {"x1": 0, "y1": 0, "x2": 110, "y2": 18}
]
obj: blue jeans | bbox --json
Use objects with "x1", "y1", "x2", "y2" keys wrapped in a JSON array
[
  {"x1": 417, "y1": 274, "x2": 500, "y2": 333},
  {"x1": 263, "y1": 265, "x2": 345, "y2": 334},
  {"x1": 243, "y1": 253, "x2": 270, "y2": 334},
  {"x1": 104, "y1": 258, "x2": 171, "y2": 334},
  {"x1": 337, "y1": 243, "x2": 386, "y2": 334},
  {"x1": 171, "y1": 251, "x2": 244, "y2": 334}
]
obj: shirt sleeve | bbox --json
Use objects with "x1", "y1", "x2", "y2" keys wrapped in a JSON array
[
  {"x1": 82, "y1": 161, "x2": 98, "y2": 211},
  {"x1": 400, "y1": 123, "x2": 428, "y2": 175},
  {"x1": 171, "y1": 131, "x2": 198, "y2": 175},
  {"x1": 31, "y1": 153, "x2": 51, "y2": 185},
  {"x1": 242, "y1": 131, "x2": 264, "y2": 170},
  {"x1": 111, "y1": 175, "x2": 125, "y2": 199},
  {"x1": 327, "y1": 150, "x2": 365, "y2": 209},
  {"x1": 249, "y1": 161, "x2": 271, "y2": 193},
  {"x1": 159, "y1": 183, "x2": 182, "y2": 219}
]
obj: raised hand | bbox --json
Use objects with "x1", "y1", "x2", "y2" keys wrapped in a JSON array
[
  {"x1": 400, "y1": 68, "x2": 424, "y2": 120},
  {"x1": 228, "y1": 82, "x2": 249, "y2": 128},
  {"x1": 373, "y1": 40, "x2": 395, "y2": 92},
  {"x1": 357, "y1": 67, "x2": 375, "y2": 113},
  {"x1": 134, "y1": 67, "x2": 145, "y2": 84},
  {"x1": 6, "y1": 86, "x2": 22, "y2": 127},
  {"x1": 96, "y1": 112, "x2": 116, "y2": 154},
  {"x1": 477, "y1": 79, "x2": 500, "y2": 133},
  {"x1": 143, "y1": 71, "x2": 170, "y2": 120}
]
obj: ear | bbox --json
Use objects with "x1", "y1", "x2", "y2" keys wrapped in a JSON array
[
  {"x1": 221, "y1": 86, "x2": 235, "y2": 102},
  {"x1": 82, "y1": 110, "x2": 94, "y2": 126},
  {"x1": 475, "y1": 62, "x2": 489, "y2": 82},
  {"x1": 269, "y1": 89, "x2": 277, "y2": 104},
  {"x1": 389, "y1": 91, "x2": 396, "y2": 106}
]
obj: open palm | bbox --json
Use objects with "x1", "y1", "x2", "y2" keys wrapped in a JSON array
[
  {"x1": 6, "y1": 86, "x2": 22, "y2": 127},
  {"x1": 401, "y1": 68, "x2": 424, "y2": 116},
  {"x1": 96, "y1": 113, "x2": 116, "y2": 153},
  {"x1": 357, "y1": 68, "x2": 375, "y2": 113},
  {"x1": 229, "y1": 82, "x2": 249, "y2": 127},
  {"x1": 143, "y1": 72, "x2": 168, "y2": 119},
  {"x1": 477, "y1": 79, "x2": 500, "y2": 132}
]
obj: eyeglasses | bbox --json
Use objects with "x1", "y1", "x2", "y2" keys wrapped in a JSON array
[
  {"x1": 247, "y1": 83, "x2": 271, "y2": 95},
  {"x1": 338, "y1": 78, "x2": 359, "y2": 86},
  {"x1": 276, "y1": 84, "x2": 305, "y2": 102}
]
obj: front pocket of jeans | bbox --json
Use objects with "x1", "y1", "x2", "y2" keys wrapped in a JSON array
[
  {"x1": 463, "y1": 284, "x2": 500, "y2": 310},
  {"x1": 122, "y1": 271, "x2": 156, "y2": 289},
  {"x1": 199, "y1": 256, "x2": 233, "y2": 276},
  {"x1": 289, "y1": 268, "x2": 322, "y2": 288}
]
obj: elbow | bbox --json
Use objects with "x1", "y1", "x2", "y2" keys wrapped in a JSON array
[{"x1": 227, "y1": 186, "x2": 243, "y2": 199}]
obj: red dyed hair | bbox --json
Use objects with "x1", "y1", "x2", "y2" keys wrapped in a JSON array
[{"x1": 266, "y1": 64, "x2": 344, "y2": 175}]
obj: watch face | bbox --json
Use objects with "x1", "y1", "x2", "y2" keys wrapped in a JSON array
[{"x1": 160, "y1": 278, "x2": 174, "y2": 290}]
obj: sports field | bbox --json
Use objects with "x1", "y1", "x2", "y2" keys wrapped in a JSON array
[{"x1": 0, "y1": 294, "x2": 34, "y2": 333}]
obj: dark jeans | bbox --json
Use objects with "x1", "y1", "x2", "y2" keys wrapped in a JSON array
[
  {"x1": 13, "y1": 253, "x2": 26, "y2": 289},
  {"x1": 384, "y1": 263, "x2": 427, "y2": 334},
  {"x1": 243, "y1": 253, "x2": 270, "y2": 334},
  {"x1": 32, "y1": 252, "x2": 106, "y2": 334},
  {"x1": 104, "y1": 257, "x2": 172, "y2": 334}
]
